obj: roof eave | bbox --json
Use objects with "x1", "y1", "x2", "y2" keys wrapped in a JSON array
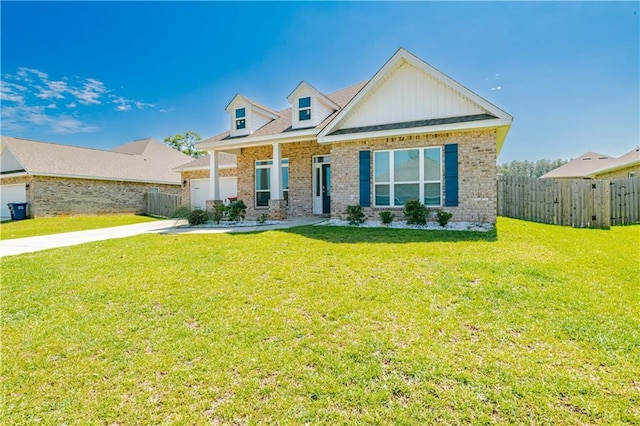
[
  {"x1": 317, "y1": 118, "x2": 512, "y2": 144},
  {"x1": 592, "y1": 159, "x2": 640, "y2": 177},
  {"x1": 199, "y1": 128, "x2": 319, "y2": 151},
  {"x1": 23, "y1": 172, "x2": 181, "y2": 185},
  {"x1": 173, "y1": 164, "x2": 237, "y2": 172}
]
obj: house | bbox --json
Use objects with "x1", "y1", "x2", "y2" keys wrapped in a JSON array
[
  {"x1": 0, "y1": 136, "x2": 192, "y2": 218},
  {"x1": 541, "y1": 148, "x2": 640, "y2": 180},
  {"x1": 197, "y1": 48, "x2": 513, "y2": 224},
  {"x1": 174, "y1": 153, "x2": 238, "y2": 210}
]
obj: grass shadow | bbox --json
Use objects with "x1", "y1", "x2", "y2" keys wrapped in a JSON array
[{"x1": 276, "y1": 224, "x2": 498, "y2": 244}]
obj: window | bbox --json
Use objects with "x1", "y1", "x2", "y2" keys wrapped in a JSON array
[
  {"x1": 235, "y1": 108, "x2": 246, "y2": 130},
  {"x1": 374, "y1": 147, "x2": 442, "y2": 207},
  {"x1": 148, "y1": 187, "x2": 159, "y2": 194},
  {"x1": 298, "y1": 97, "x2": 311, "y2": 121},
  {"x1": 255, "y1": 159, "x2": 289, "y2": 207}
]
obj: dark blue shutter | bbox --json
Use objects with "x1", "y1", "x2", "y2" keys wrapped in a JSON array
[
  {"x1": 444, "y1": 144, "x2": 459, "y2": 207},
  {"x1": 359, "y1": 150, "x2": 371, "y2": 207}
]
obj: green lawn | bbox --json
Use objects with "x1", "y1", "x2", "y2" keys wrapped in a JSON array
[
  {"x1": 2, "y1": 218, "x2": 639, "y2": 424},
  {"x1": 0, "y1": 214, "x2": 158, "y2": 240}
]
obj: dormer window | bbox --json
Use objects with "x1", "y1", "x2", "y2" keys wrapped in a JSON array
[
  {"x1": 235, "y1": 108, "x2": 246, "y2": 130},
  {"x1": 298, "y1": 97, "x2": 311, "y2": 121}
]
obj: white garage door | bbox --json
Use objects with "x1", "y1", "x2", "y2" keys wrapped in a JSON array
[
  {"x1": 0, "y1": 183, "x2": 27, "y2": 219},
  {"x1": 190, "y1": 177, "x2": 237, "y2": 210}
]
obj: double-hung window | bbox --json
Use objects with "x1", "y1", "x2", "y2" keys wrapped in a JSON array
[
  {"x1": 298, "y1": 97, "x2": 311, "y2": 121},
  {"x1": 255, "y1": 159, "x2": 289, "y2": 207},
  {"x1": 235, "y1": 108, "x2": 246, "y2": 130},
  {"x1": 374, "y1": 147, "x2": 442, "y2": 207}
]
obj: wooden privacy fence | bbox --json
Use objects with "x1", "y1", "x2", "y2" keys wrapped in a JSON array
[
  {"x1": 497, "y1": 175, "x2": 640, "y2": 228},
  {"x1": 146, "y1": 192, "x2": 181, "y2": 218}
]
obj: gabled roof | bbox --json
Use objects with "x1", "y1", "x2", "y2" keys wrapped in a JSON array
[
  {"x1": 225, "y1": 94, "x2": 280, "y2": 119},
  {"x1": 0, "y1": 136, "x2": 193, "y2": 184},
  {"x1": 287, "y1": 81, "x2": 340, "y2": 110},
  {"x1": 198, "y1": 81, "x2": 367, "y2": 150},
  {"x1": 198, "y1": 47, "x2": 511, "y2": 153},
  {"x1": 173, "y1": 153, "x2": 237, "y2": 172},
  {"x1": 317, "y1": 48, "x2": 512, "y2": 150},
  {"x1": 541, "y1": 148, "x2": 640, "y2": 179}
]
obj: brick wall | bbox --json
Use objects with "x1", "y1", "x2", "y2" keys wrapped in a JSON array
[
  {"x1": 595, "y1": 165, "x2": 640, "y2": 180},
  {"x1": 216, "y1": 128, "x2": 498, "y2": 223},
  {"x1": 330, "y1": 128, "x2": 498, "y2": 224},
  {"x1": 0, "y1": 176, "x2": 181, "y2": 217},
  {"x1": 237, "y1": 141, "x2": 330, "y2": 218}
]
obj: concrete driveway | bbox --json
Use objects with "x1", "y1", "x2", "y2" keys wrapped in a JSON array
[
  {"x1": 0, "y1": 219, "x2": 184, "y2": 258},
  {"x1": 0, "y1": 217, "x2": 325, "y2": 258}
]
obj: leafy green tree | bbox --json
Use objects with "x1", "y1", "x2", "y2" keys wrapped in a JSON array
[
  {"x1": 498, "y1": 158, "x2": 568, "y2": 178},
  {"x1": 163, "y1": 131, "x2": 206, "y2": 158}
]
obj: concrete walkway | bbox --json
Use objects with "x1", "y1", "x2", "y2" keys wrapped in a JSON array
[{"x1": 0, "y1": 217, "x2": 325, "y2": 258}]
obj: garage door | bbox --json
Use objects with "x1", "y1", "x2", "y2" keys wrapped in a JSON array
[
  {"x1": 190, "y1": 177, "x2": 237, "y2": 210},
  {"x1": 0, "y1": 183, "x2": 27, "y2": 219}
]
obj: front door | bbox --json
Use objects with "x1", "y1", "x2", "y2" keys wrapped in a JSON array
[
  {"x1": 321, "y1": 163, "x2": 331, "y2": 214},
  {"x1": 313, "y1": 156, "x2": 331, "y2": 215}
]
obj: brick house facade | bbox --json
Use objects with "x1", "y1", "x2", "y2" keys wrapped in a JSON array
[
  {"x1": 1, "y1": 137, "x2": 192, "y2": 218},
  {"x1": 197, "y1": 48, "x2": 512, "y2": 224}
]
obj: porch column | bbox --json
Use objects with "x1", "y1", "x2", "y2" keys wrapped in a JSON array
[
  {"x1": 268, "y1": 143, "x2": 287, "y2": 219},
  {"x1": 207, "y1": 150, "x2": 221, "y2": 207},
  {"x1": 270, "y1": 143, "x2": 283, "y2": 200}
]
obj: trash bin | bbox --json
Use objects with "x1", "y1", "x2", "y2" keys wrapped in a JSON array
[{"x1": 8, "y1": 203, "x2": 28, "y2": 220}]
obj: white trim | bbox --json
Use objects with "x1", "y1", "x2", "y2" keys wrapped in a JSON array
[
  {"x1": 255, "y1": 158, "x2": 289, "y2": 208},
  {"x1": 5, "y1": 172, "x2": 180, "y2": 186},
  {"x1": 198, "y1": 128, "x2": 318, "y2": 151},
  {"x1": 0, "y1": 172, "x2": 28, "y2": 178},
  {"x1": 173, "y1": 164, "x2": 237, "y2": 173},
  {"x1": 373, "y1": 146, "x2": 443, "y2": 208},
  {"x1": 318, "y1": 118, "x2": 512, "y2": 144}
]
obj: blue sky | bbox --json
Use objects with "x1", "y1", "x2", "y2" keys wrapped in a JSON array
[{"x1": 1, "y1": 1, "x2": 638, "y2": 162}]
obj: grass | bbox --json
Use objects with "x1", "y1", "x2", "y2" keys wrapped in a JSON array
[
  {"x1": 0, "y1": 214, "x2": 158, "y2": 240},
  {"x1": 2, "y1": 218, "x2": 639, "y2": 424}
]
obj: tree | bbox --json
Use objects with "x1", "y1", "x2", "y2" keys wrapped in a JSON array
[
  {"x1": 498, "y1": 158, "x2": 568, "y2": 178},
  {"x1": 163, "y1": 131, "x2": 206, "y2": 158}
]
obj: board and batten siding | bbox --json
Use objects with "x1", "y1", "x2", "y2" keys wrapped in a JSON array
[{"x1": 340, "y1": 61, "x2": 487, "y2": 129}]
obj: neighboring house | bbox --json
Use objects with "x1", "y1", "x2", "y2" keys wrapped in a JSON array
[
  {"x1": 0, "y1": 136, "x2": 192, "y2": 218},
  {"x1": 174, "y1": 153, "x2": 238, "y2": 210},
  {"x1": 541, "y1": 148, "x2": 640, "y2": 180},
  {"x1": 197, "y1": 48, "x2": 513, "y2": 223}
]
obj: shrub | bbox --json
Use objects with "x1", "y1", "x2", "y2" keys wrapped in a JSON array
[
  {"x1": 346, "y1": 205, "x2": 366, "y2": 226},
  {"x1": 403, "y1": 199, "x2": 429, "y2": 225},
  {"x1": 170, "y1": 205, "x2": 191, "y2": 219},
  {"x1": 257, "y1": 213, "x2": 268, "y2": 224},
  {"x1": 436, "y1": 211, "x2": 453, "y2": 227},
  {"x1": 379, "y1": 211, "x2": 395, "y2": 225},
  {"x1": 210, "y1": 204, "x2": 227, "y2": 224},
  {"x1": 187, "y1": 209, "x2": 209, "y2": 226},
  {"x1": 227, "y1": 200, "x2": 247, "y2": 222}
]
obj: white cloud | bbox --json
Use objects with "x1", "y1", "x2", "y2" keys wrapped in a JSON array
[
  {"x1": 0, "y1": 81, "x2": 27, "y2": 104},
  {"x1": 135, "y1": 101, "x2": 156, "y2": 109},
  {"x1": 69, "y1": 78, "x2": 106, "y2": 105},
  {"x1": 1, "y1": 67, "x2": 155, "y2": 134},
  {"x1": 490, "y1": 86, "x2": 503, "y2": 91},
  {"x1": 1, "y1": 104, "x2": 99, "y2": 134},
  {"x1": 35, "y1": 80, "x2": 69, "y2": 100},
  {"x1": 15, "y1": 67, "x2": 49, "y2": 82}
]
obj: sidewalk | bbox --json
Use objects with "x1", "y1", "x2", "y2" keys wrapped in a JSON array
[
  {"x1": 0, "y1": 219, "x2": 184, "y2": 258},
  {"x1": 0, "y1": 217, "x2": 325, "y2": 258}
]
